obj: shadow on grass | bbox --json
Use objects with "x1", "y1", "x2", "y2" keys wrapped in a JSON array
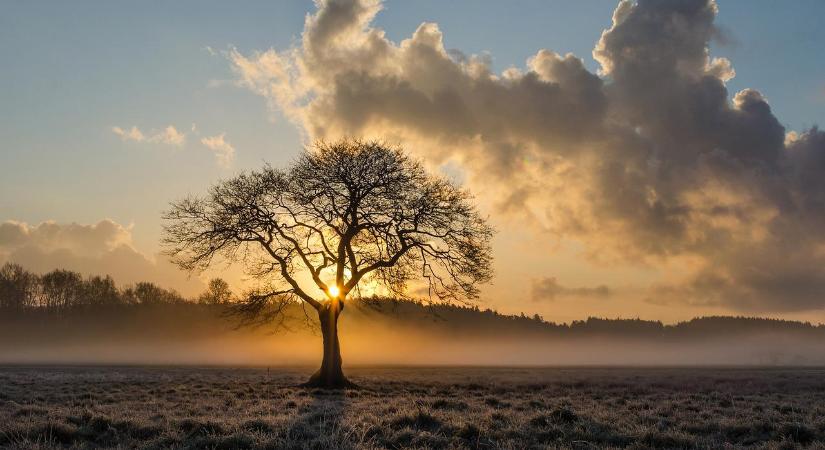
[{"x1": 277, "y1": 388, "x2": 352, "y2": 449}]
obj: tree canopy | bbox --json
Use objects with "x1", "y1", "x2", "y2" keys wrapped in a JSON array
[{"x1": 163, "y1": 140, "x2": 494, "y2": 317}]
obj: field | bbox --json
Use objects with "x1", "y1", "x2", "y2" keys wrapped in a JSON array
[{"x1": 2, "y1": 367, "x2": 825, "y2": 449}]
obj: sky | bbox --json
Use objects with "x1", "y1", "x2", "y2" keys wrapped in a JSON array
[{"x1": 2, "y1": 0, "x2": 825, "y2": 323}]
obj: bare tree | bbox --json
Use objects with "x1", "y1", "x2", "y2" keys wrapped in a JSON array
[
  {"x1": 0, "y1": 262, "x2": 39, "y2": 311},
  {"x1": 82, "y1": 275, "x2": 121, "y2": 307},
  {"x1": 129, "y1": 282, "x2": 183, "y2": 305},
  {"x1": 163, "y1": 140, "x2": 494, "y2": 387},
  {"x1": 198, "y1": 278, "x2": 234, "y2": 305},
  {"x1": 41, "y1": 269, "x2": 83, "y2": 311}
]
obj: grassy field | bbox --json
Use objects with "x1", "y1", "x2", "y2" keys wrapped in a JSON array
[{"x1": 1, "y1": 367, "x2": 824, "y2": 449}]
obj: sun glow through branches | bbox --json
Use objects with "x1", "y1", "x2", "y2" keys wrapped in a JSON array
[{"x1": 327, "y1": 285, "x2": 340, "y2": 298}]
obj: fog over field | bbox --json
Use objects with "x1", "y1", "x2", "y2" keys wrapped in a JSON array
[{"x1": 3, "y1": 301, "x2": 824, "y2": 367}]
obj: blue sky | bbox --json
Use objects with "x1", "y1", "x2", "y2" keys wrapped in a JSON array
[
  {"x1": 2, "y1": 1, "x2": 823, "y2": 248},
  {"x1": 2, "y1": 1, "x2": 825, "y2": 321}
]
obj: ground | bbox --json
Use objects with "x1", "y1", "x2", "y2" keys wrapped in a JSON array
[{"x1": 1, "y1": 367, "x2": 825, "y2": 449}]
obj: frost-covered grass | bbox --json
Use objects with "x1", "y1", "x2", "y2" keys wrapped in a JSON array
[{"x1": 1, "y1": 366, "x2": 825, "y2": 449}]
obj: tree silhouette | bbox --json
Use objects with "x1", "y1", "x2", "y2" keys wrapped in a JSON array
[
  {"x1": 41, "y1": 269, "x2": 83, "y2": 311},
  {"x1": 0, "y1": 263, "x2": 38, "y2": 310},
  {"x1": 198, "y1": 278, "x2": 234, "y2": 305},
  {"x1": 129, "y1": 281, "x2": 183, "y2": 305},
  {"x1": 162, "y1": 140, "x2": 494, "y2": 387}
]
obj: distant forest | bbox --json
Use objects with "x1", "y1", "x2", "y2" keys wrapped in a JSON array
[
  {"x1": 0, "y1": 262, "x2": 232, "y2": 310},
  {"x1": 1, "y1": 262, "x2": 824, "y2": 340}
]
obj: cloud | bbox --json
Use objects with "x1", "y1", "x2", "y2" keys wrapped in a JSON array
[
  {"x1": 111, "y1": 126, "x2": 145, "y2": 142},
  {"x1": 112, "y1": 125, "x2": 186, "y2": 146},
  {"x1": 201, "y1": 133, "x2": 236, "y2": 167},
  {"x1": 531, "y1": 277, "x2": 610, "y2": 302},
  {"x1": 149, "y1": 125, "x2": 186, "y2": 146},
  {"x1": 112, "y1": 123, "x2": 235, "y2": 167},
  {"x1": 0, "y1": 219, "x2": 132, "y2": 257},
  {"x1": 229, "y1": 0, "x2": 825, "y2": 312},
  {"x1": 0, "y1": 220, "x2": 203, "y2": 295}
]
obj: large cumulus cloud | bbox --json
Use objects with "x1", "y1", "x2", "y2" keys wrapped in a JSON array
[
  {"x1": 230, "y1": 0, "x2": 825, "y2": 312},
  {"x1": 0, "y1": 220, "x2": 204, "y2": 295}
]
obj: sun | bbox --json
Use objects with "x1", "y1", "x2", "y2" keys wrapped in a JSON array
[{"x1": 327, "y1": 285, "x2": 340, "y2": 298}]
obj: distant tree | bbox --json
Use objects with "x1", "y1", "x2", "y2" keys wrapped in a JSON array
[
  {"x1": 119, "y1": 283, "x2": 183, "y2": 305},
  {"x1": 82, "y1": 275, "x2": 121, "y2": 307},
  {"x1": 120, "y1": 286, "x2": 139, "y2": 305},
  {"x1": 163, "y1": 140, "x2": 495, "y2": 387},
  {"x1": 132, "y1": 282, "x2": 178, "y2": 305},
  {"x1": 41, "y1": 269, "x2": 83, "y2": 311},
  {"x1": 197, "y1": 278, "x2": 234, "y2": 305},
  {"x1": 0, "y1": 263, "x2": 39, "y2": 310}
]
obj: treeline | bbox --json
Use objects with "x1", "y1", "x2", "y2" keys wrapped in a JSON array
[
  {"x1": 0, "y1": 263, "x2": 232, "y2": 312},
  {"x1": 356, "y1": 297, "x2": 825, "y2": 338},
  {"x1": 3, "y1": 262, "x2": 825, "y2": 338}
]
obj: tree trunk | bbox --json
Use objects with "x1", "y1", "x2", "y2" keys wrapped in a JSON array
[{"x1": 303, "y1": 301, "x2": 354, "y2": 388}]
